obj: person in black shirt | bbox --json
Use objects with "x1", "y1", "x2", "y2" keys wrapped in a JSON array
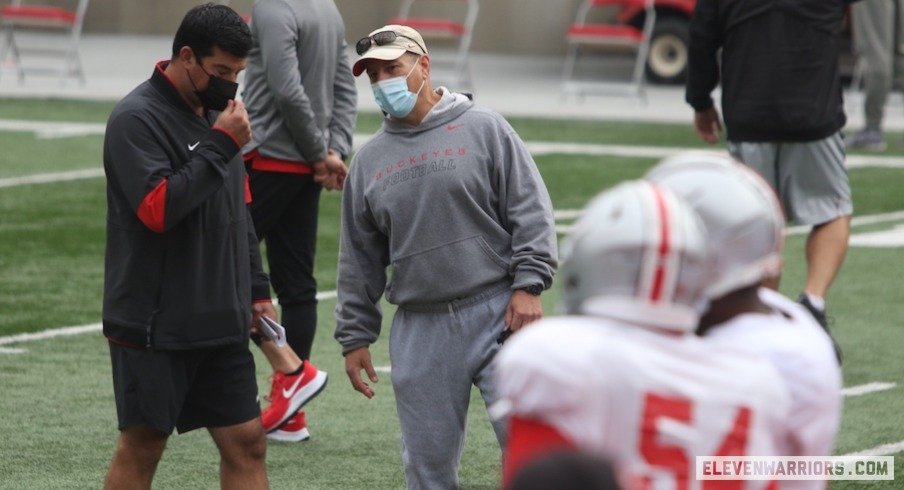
[
  {"x1": 102, "y1": 5, "x2": 272, "y2": 488},
  {"x1": 686, "y1": 0, "x2": 855, "y2": 359}
]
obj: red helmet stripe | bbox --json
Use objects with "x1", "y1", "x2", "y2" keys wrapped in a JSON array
[{"x1": 649, "y1": 185, "x2": 671, "y2": 302}]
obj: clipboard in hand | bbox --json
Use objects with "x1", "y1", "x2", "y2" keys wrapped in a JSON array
[{"x1": 259, "y1": 316, "x2": 287, "y2": 347}]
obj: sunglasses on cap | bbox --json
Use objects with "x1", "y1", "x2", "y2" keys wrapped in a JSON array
[{"x1": 356, "y1": 30, "x2": 426, "y2": 56}]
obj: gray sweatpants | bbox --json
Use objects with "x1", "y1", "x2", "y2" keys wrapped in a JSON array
[
  {"x1": 852, "y1": 0, "x2": 904, "y2": 130},
  {"x1": 389, "y1": 284, "x2": 510, "y2": 490}
]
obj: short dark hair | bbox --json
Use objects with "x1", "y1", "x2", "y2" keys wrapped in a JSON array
[{"x1": 171, "y1": 3, "x2": 251, "y2": 60}]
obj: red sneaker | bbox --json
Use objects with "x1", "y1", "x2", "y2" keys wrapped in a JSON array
[
  {"x1": 260, "y1": 361, "x2": 327, "y2": 432},
  {"x1": 267, "y1": 411, "x2": 311, "y2": 442}
]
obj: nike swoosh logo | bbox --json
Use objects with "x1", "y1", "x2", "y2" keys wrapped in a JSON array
[
  {"x1": 446, "y1": 124, "x2": 464, "y2": 132},
  {"x1": 282, "y1": 371, "x2": 307, "y2": 398},
  {"x1": 188, "y1": 141, "x2": 200, "y2": 151}
]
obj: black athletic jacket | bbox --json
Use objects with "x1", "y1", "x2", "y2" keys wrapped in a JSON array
[
  {"x1": 686, "y1": 0, "x2": 858, "y2": 142},
  {"x1": 102, "y1": 62, "x2": 270, "y2": 350}
]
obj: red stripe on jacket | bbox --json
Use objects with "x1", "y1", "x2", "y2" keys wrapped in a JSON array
[{"x1": 137, "y1": 179, "x2": 167, "y2": 232}]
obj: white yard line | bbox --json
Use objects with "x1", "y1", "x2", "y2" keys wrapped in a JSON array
[
  {"x1": 845, "y1": 154, "x2": 904, "y2": 169},
  {"x1": 553, "y1": 209, "x2": 583, "y2": 220},
  {"x1": 0, "y1": 323, "x2": 102, "y2": 348},
  {"x1": 785, "y1": 210, "x2": 904, "y2": 236},
  {"x1": 0, "y1": 119, "x2": 106, "y2": 139},
  {"x1": 526, "y1": 141, "x2": 681, "y2": 159},
  {"x1": 841, "y1": 382, "x2": 897, "y2": 397},
  {"x1": 843, "y1": 440, "x2": 904, "y2": 457},
  {"x1": 0, "y1": 168, "x2": 104, "y2": 188}
]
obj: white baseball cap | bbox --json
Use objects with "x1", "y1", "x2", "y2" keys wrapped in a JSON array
[{"x1": 352, "y1": 25, "x2": 428, "y2": 76}]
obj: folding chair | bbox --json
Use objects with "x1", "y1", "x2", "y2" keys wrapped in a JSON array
[
  {"x1": 389, "y1": 0, "x2": 479, "y2": 90},
  {"x1": 562, "y1": 0, "x2": 655, "y2": 100},
  {"x1": 0, "y1": 0, "x2": 90, "y2": 84}
]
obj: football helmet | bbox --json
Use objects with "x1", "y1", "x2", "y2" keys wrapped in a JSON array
[
  {"x1": 560, "y1": 180, "x2": 710, "y2": 332},
  {"x1": 644, "y1": 152, "x2": 785, "y2": 299}
]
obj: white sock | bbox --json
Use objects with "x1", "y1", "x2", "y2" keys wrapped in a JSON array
[{"x1": 805, "y1": 294, "x2": 825, "y2": 311}]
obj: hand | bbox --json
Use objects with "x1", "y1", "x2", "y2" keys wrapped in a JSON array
[
  {"x1": 694, "y1": 107, "x2": 723, "y2": 145},
  {"x1": 344, "y1": 346, "x2": 378, "y2": 399},
  {"x1": 250, "y1": 301, "x2": 277, "y2": 334},
  {"x1": 328, "y1": 150, "x2": 348, "y2": 190},
  {"x1": 213, "y1": 100, "x2": 252, "y2": 148},
  {"x1": 504, "y1": 290, "x2": 543, "y2": 333},
  {"x1": 312, "y1": 149, "x2": 348, "y2": 191}
]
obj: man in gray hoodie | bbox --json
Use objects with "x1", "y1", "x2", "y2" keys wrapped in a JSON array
[{"x1": 335, "y1": 25, "x2": 558, "y2": 489}]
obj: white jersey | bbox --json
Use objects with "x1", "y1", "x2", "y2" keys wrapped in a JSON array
[
  {"x1": 496, "y1": 316, "x2": 790, "y2": 490},
  {"x1": 704, "y1": 288, "x2": 842, "y2": 489}
]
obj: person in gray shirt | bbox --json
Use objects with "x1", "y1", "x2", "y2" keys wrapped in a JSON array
[
  {"x1": 241, "y1": 0, "x2": 356, "y2": 440},
  {"x1": 335, "y1": 25, "x2": 557, "y2": 490}
]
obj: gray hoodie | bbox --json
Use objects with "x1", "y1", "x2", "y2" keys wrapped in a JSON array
[
  {"x1": 335, "y1": 89, "x2": 557, "y2": 353},
  {"x1": 242, "y1": 0, "x2": 356, "y2": 162}
]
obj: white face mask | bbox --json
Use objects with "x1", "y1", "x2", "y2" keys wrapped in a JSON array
[{"x1": 371, "y1": 56, "x2": 425, "y2": 118}]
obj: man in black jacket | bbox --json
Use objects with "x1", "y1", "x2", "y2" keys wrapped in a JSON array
[
  {"x1": 102, "y1": 4, "x2": 273, "y2": 488},
  {"x1": 686, "y1": 0, "x2": 856, "y2": 358}
]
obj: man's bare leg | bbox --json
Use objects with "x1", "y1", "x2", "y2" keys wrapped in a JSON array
[
  {"x1": 804, "y1": 215, "x2": 851, "y2": 300},
  {"x1": 208, "y1": 418, "x2": 268, "y2": 490},
  {"x1": 258, "y1": 339, "x2": 303, "y2": 373},
  {"x1": 104, "y1": 425, "x2": 168, "y2": 490}
]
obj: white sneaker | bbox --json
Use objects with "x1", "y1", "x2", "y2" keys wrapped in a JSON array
[{"x1": 267, "y1": 411, "x2": 311, "y2": 442}]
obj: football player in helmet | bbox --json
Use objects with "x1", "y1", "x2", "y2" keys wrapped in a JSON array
[
  {"x1": 645, "y1": 152, "x2": 843, "y2": 487},
  {"x1": 494, "y1": 180, "x2": 789, "y2": 489}
]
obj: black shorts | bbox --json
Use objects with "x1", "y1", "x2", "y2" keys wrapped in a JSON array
[{"x1": 108, "y1": 339, "x2": 260, "y2": 434}]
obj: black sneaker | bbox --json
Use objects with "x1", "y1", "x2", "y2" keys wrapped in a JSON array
[{"x1": 798, "y1": 294, "x2": 843, "y2": 366}]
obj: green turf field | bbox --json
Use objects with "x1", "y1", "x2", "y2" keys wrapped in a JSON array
[{"x1": 0, "y1": 98, "x2": 901, "y2": 488}]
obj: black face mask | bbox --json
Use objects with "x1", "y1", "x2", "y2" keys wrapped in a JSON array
[{"x1": 187, "y1": 58, "x2": 238, "y2": 111}]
